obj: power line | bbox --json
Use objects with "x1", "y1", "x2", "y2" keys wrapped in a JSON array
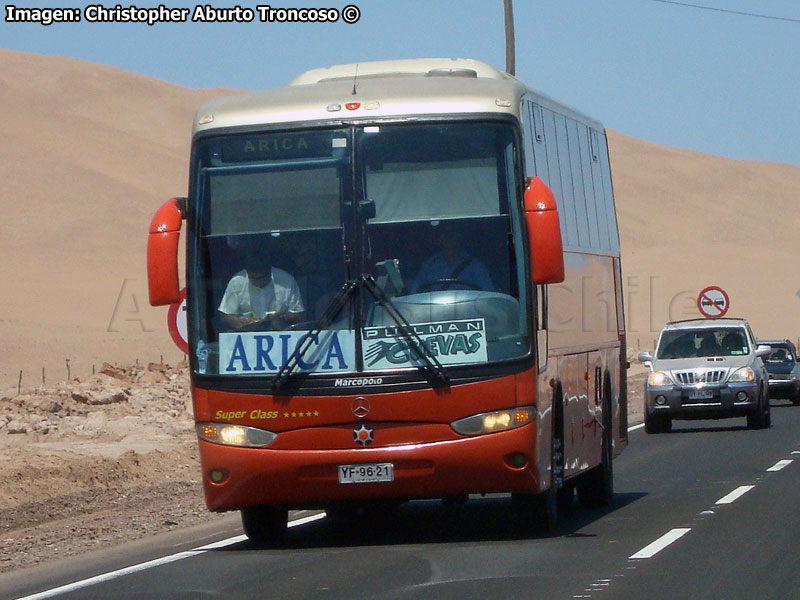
[{"x1": 647, "y1": 0, "x2": 800, "y2": 23}]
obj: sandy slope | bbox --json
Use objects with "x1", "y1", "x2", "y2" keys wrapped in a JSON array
[
  {"x1": 608, "y1": 130, "x2": 800, "y2": 349},
  {"x1": 0, "y1": 50, "x2": 241, "y2": 393}
]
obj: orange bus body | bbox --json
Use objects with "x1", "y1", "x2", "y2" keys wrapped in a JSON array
[{"x1": 147, "y1": 59, "x2": 627, "y2": 537}]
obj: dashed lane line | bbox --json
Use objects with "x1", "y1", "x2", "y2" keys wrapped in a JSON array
[
  {"x1": 767, "y1": 459, "x2": 793, "y2": 472},
  {"x1": 629, "y1": 528, "x2": 691, "y2": 560},
  {"x1": 715, "y1": 485, "x2": 755, "y2": 505}
]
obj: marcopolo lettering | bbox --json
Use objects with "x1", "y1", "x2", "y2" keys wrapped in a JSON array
[{"x1": 334, "y1": 377, "x2": 384, "y2": 387}]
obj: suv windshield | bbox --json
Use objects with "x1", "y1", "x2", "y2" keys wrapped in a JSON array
[
  {"x1": 765, "y1": 346, "x2": 793, "y2": 364},
  {"x1": 656, "y1": 327, "x2": 750, "y2": 359},
  {"x1": 188, "y1": 121, "x2": 530, "y2": 379}
]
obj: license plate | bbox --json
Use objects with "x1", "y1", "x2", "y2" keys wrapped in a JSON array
[
  {"x1": 338, "y1": 463, "x2": 394, "y2": 484},
  {"x1": 689, "y1": 389, "x2": 713, "y2": 400}
]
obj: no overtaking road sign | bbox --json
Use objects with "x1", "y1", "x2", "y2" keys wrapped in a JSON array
[{"x1": 697, "y1": 286, "x2": 730, "y2": 319}]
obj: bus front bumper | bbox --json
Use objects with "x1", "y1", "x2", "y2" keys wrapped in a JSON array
[{"x1": 197, "y1": 424, "x2": 543, "y2": 512}]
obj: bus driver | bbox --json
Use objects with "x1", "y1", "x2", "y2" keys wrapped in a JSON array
[
  {"x1": 412, "y1": 221, "x2": 494, "y2": 293},
  {"x1": 218, "y1": 238, "x2": 304, "y2": 330}
]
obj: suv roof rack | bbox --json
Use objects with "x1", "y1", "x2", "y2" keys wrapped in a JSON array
[{"x1": 665, "y1": 317, "x2": 747, "y2": 326}]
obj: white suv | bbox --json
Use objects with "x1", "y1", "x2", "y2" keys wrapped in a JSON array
[{"x1": 639, "y1": 318, "x2": 772, "y2": 433}]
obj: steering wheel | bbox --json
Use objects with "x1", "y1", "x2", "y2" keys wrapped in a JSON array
[
  {"x1": 237, "y1": 318, "x2": 272, "y2": 333},
  {"x1": 417, "y1": 278, "x2": 482, "y2": 293}
]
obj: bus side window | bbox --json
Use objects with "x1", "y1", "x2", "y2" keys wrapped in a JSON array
[
  {"x1": 521, "y1": 100, "x2": 536, "y2": 179},
  {"x1": 537, "y1": 284, "x2": 548, "y2": 370}
]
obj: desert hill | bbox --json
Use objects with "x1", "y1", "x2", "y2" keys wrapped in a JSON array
[
  {"x1": 1, "y1": 49, "x2": 799, "y2": 391},
  {"x1": 608, "y1": 130, "x2": 800, "y2": 349},
  {"x1": 0, "y1": 50, "x2": 239, "y2": 392}
]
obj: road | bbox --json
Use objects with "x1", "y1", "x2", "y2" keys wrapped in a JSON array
[{"x1": 4, "y1": 401, "x2": 800, "y2": 600}]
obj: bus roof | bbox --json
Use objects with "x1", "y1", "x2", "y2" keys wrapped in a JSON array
[{"x1": 193, "y1": 58, "x2": 602, "y2": 135}]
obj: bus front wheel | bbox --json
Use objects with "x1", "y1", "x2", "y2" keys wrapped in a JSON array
[{"x1": 241, "y1": 505, "x2": 288, "y2": 544}]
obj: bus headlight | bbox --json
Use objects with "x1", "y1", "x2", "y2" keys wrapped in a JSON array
[
  {"x1": 196, "y1": 422, "x2": 277, "y2": 447},
  {"x1": 450, "y1": 406, "x2": 535, "y2": 436},
  {"x1": 728, "y1": 367, "x2": 755, "y2": 383}
]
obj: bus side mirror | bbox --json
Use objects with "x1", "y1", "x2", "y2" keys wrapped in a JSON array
[
  {"x1": 147, "y1": 198, "x2": 184, "y2": 306},
  {"x1": 524, "y1": 177, "x2": 565, "y2": 284}
]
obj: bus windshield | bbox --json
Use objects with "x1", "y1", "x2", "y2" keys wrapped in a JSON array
[{"x1": 190, "y1": 121, "x2": 529, "y2": 378}]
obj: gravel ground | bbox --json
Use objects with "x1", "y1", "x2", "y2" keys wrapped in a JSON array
[{"x1": 1, "y1": 362, "x2": 646, "y2": 574}]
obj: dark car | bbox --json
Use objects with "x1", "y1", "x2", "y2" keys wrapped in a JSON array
[{"x1": 758, "y1": 339, "x2": 800, "y2": 405}]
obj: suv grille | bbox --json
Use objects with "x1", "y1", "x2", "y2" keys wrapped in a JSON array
[{"x1": 674, "y1": 370, "x2": 726, "y2": 384}]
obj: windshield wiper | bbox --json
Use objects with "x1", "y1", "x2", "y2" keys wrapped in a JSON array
[
  {"x1": 271, "y1": 279, "x2": 358, "y2": 390},
  {"x1": 271, "y1": 275, "x2": 450, "y2": 389},
  {"x1": 362, "y1": 275, "x2": 450, "y2": 387}
]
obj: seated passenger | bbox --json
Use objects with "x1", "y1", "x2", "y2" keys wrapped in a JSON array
[
  {"x1": 721, "y1": 332, "x2": 745, "y2": 355},
  {"x1": 770, "y1": 348, "x2": 787, "y2": 362},
  {"x1": 699, "y1": 332, "x2": 720, "y2": 356},
  {"x1": 218, "y1": 237, "x2": 304, "y2": 330},
  {"x1": 412, "y1": 222, "x2": 494, "y2": 293}
]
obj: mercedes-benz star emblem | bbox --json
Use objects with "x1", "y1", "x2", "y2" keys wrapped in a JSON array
[
  {"x1": 353, "y1": 424, "x2": 374, "y2": 446},
  {"x1": 351, "y1": 397, "x2": 370, "y2": 419}
]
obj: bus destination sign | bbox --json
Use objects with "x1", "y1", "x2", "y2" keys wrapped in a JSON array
[{"x1": 221, "y1": 132, "x2": 340, "y2": 162}]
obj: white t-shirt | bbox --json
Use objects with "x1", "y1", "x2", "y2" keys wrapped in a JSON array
[{"x1": 218, "y1": 267, "x2": 304, "y2": 318}]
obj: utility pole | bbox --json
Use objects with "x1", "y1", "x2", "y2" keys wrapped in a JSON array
[{"x1": 504, "y1": 0, "x2": 515, "y2": 75}]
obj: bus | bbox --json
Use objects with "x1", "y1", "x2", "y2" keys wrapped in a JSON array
[{"x1": 147, "y1": 58, "x2": 627, "y2": 541}]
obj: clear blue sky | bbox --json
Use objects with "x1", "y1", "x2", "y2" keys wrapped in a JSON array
[{"x1": 4, "y1": 0, "x2": 799, "y2": 166}]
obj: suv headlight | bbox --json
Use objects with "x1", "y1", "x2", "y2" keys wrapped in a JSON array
[
  {"x1": 451, "y1": 406, "x2": 535, "y2": 436},
  {"x1": 647, "y1": 371, "x2": 671, "y2": 387},
  {"x1": 196, "y1": 422, "x2": 277, "y2": 447},
  {"x1": 728, "y1": 367, "x2": 755, "y2": 383}
]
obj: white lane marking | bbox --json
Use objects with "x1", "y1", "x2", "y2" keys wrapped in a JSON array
[
  {"x1": 12, "y1": 512, "x2": 326, "y2": 600},
  {"x1": 290, "y1": 513, "x2": 328, "y2": 527},
  {"x1": 12, "y1": 552, "x2": 200, "y2": 600},
  {"x1": 715, "y1": 485, "x2": 755, "y2": 505},
  {"x1": 628, "y1": 423, "x2": 645, "y2": 432},
  {"x1": 767, "y1": 459, "x2": 793, "y2": 472},
  {"x1": 629, "y1": 528, "x2": 691, "y2": 559}
]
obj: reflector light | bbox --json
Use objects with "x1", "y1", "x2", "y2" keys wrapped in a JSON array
[
  {"x1": 345, "y1": 102, "x2": 360, "y2": 110},
  {"x1": 515, "y1": 408, "x2": 531, "y2": 424}
]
